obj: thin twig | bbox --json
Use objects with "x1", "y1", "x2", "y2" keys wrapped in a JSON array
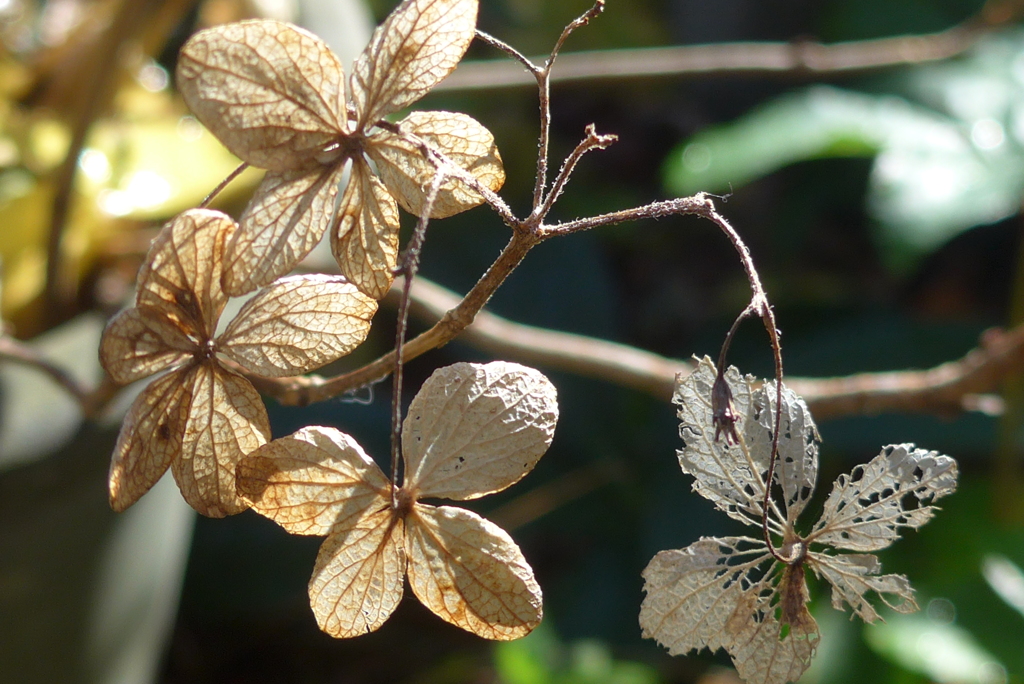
[
  {"x1": 537, "y1": 125, "x2": 617, "y2": 219},
  {"x1": 694, "y1": 201, "x2": 786, "y2": 561},
  {"x1": 532, "y1": 1, "x2": 606, "y2": 215},
  {"x1": 200, "y1": 161, "x2": 249, "y2": 208},
  {"x1": 538, "y1": 194, "x2": 724, "y2": 237},
  {"x1": 474, "y1": 29, "x2": 540, "y2": 76},
  {"x1": 389, "y1": 167, "x2": 445, "y2": 502},
  {"x1": 375, "y1": 119, "x2": 520, "y2": 229},
  {"x1": 247, "y1": 229, "x2": 540, "y2": 406},
  {"x1": 548, "y1": 0, "x2": 606, "y2": 68}
]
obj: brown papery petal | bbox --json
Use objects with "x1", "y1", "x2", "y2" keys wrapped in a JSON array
[
  {"x1": 309, "y1": 505, "x2": 406, "y2": 638},
  {"x1": 224, "y1": 164, "x2": 347, "y2": 296},
  {"x1": 369, "y1": 111, "x2": 504, "y2": 219},
  {"x1": 100, "y1": 307, "x2": 195, "y2": 384},
  {"x1": 109, "y1": 369, "x2": 194, "y2": 512},
  {"x1": 170, "y1": 362, "x2": 270, "y2": 518},
  {"x1": 237, "y1": 426, "x2": 391, "y2": 536},
  {"x1": 351, "y1": 0, "x2": 478, "y2": 128},
  {"x1": 403, "y1": 362, "x2": 558, "y2": 501},
  {"x1": 219, "y1": 274, "x2": 377, "y2": 377},
  {"x1": 405, "y1": 504, "x2": 542, "y2": 640},
  {"x1": 136, "y1": 209, "x2": 235, "y2": 340},
  {"x1": 177, "y1": 19, "x2": 346, "y2": 172},
  {"x1": 331, "y1": 159, "x2": 399, "y2": 300}
]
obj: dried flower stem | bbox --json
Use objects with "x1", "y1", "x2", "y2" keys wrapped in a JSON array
[
  {"x1": 390, "y1": 166, "x2": 446, "y2": 502},
  {"x1": 200, "y1": 161, "x2": 249, "y2": 208}
]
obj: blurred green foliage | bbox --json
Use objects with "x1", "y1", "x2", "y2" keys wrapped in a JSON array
[{"x1": 4, "y1": 1, "x2": 1024, "y2": 684}]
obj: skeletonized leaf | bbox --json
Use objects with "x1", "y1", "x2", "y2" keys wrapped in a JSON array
[
  {"x1": 100, "y1": 307, "x2": 194, "y2": 384},
  {"x1": 331, "y1": 158, "x2": 400, "y2": 299},
  {"x1": 810, "y1": 444, "x2": 958, "y2": 552},
  {"x1": 136, "y1": 209, "x2": 233, "y2": 339},
  {"x1": 639, "y1": 537, "x2": 773, "y2": 657},
  {"x1": 224, "y1": 165, "x2": 347, "y2": 296},
  {"x1": 810, "y1": 552, "x2": 917, "y2": 622},
  {"x1": 108, "y1": 369, "x2": 194, "y2": 512},
  {"x1": 177, "y1": 19, "x2": 346, "y2": 172},
  {"x1": 675, "y1": 357, "x2": 767, "y2": 526},
  {"x1": 405, "y1": 504, "x2": 542, "y2": 640},
  {"x1": 219, "y1": 275, "x2": 377, "y2": 377},
  {"x1": 651, "y1": 361, "x2": 957, "y2": 684},
  {"x1": 641, "y1": 536, "x2": 819, "y2": 684},
  {"x1": 237, "y1": 426, "x2": 391, "y2": 536},
  {"x1": 402, "y1": 361, "x2": 558, "y2": 501},
  {"x1": 368, "y1": 111, "x2": 505, "y2": 218},
  {"x1": 169, "y1": 362, "x2": 271, "y2": 518},
  {"x1": 752, "y1": 381, "x2": 819, "y2": 523},
  {"x1": 309, "y1": 505, "x2": 406, "y2": 638},
  {"x1": 351, "y1": 0, "x2": 478, "y2": 127},
  {"x1": 727, "y1": 583, "x2": 819, "y2": 684}
]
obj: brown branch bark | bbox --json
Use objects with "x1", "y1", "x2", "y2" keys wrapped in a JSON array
[
  {"x1": 0, "y1": 335, "x2": 91, "y2": 410},
  {"x1": 441, "y1": 0, "x2": 1024, "y2": 91},
  {"x1": 401, "y1": 276, "x2": 1024, "y2": 422}
]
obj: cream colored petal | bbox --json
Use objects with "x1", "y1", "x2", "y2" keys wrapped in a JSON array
[
  {"x1": 224, "y1": 165, "x2": 346, "y2": 296},
  {"x1": 170, "y1": 362, "x2": 271, "y2": 518},
  {"x1": 402, "y1": 362, "x2": 558, "y2": 501},
  {"x1": 368, "y1": 111, "x2": 504, "y2": 218},
  {"x1": 309, "y1": 505, "x2": 406, "y2": 638},
  {"x1": 810, "y1": 444, "x2": 958, "y2": 552},
  {"x1": 641, "y1": 536, "x2": 818, "y2": 684},
  {"x1": 136, "y1": 209, "x2": 235, "y2": 339},
  {"x1": 331, "y1": 159, "x2": 399, "y2": 299},
  {"x1": 639, "y1": 537, "x2": 773, "y2": 657},
  {"x1": 219, "y1": 274, "x2": 377, "y2": 377},
  {"x1": 237, "y1": 425, "x2": 391, "y2": 536},
  {"x1": 99, "y1": 307, "x2": 195, "y2": 384},
  {"x1": 108, "y1": 368, "x2": 195, "y2": 512},
  {"x1": 810, "y1": 552, "x2": 918, "y2": 623},
  {"x1": 177, "y1": 19, "x2": 346, "y2": 171},
  {"x1": 351, "y1": 0, "x2": 478, "y2": 127},
  {"x1": 405, "y1": 504, "x2": 541, "y2": 640},
  {"x1": 728, "y1": 590, "x2": 819, "y2": 684}
]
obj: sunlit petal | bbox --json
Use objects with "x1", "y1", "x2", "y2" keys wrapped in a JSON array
[
  {"x1": 219, "y1": 274, "x2": 377, "y2": 377},
  {"x1": 177, "y1": 19, "x2": 346, "y2": 171},
  {"x1": 405, "y1": 504, "x2": 541, "y2": 640}
]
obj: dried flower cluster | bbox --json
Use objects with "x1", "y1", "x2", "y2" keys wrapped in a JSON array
[
  {"x1": 94, "y1": 0, "x2": 961, "y2": 663},
  {"x1": 176, "y1": 0, "x2": 502, "y2": 298},
  {"x1": 99, "y1": 209, "x2": 376, "y2": 516},
  {"x1": 98, "y1": 0, "x2": 560, "y2": 639},
  {"x1": 236, "y1": 361, "x2": 558, "y2": 639},
  {"x1": 100, "y1": 0, "x2": 501, "y2": 519},
  {"x1": 639, "y1": 357, "x2": 959, "y2": 684}
]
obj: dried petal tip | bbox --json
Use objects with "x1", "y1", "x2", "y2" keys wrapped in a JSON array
[{"x1": 712, "y1": 371, "x2": 740, "y2": 444}]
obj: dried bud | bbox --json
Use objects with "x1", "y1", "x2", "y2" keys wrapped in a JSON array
[{"x1": 712, "y1": 371, "x2": 740, "y2": 444}]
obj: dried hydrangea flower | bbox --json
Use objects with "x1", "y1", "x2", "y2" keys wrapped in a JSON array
[
  {"x1": 236, "y1": 361, "x2": 558, "y2": 638},
  {"x1": 639, "y1": 356, "x2": 958, "y2": 684},
  {"x1": 100, "y1": 208, "x2": 377, "y2": 517},
  {"x1": 177, "y1": 0, "x2": 504, "y2": 299}
]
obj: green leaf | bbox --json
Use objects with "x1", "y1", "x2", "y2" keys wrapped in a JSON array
[
  {"x1": 663, "y1": 87, "x2": 885, "y2": 195},
  {"x1": 864, "y1": 612, "x2": 1007, "y2": 684},
  {"x1": 665, "y1": 82, "x2": 1024, "y2": 268}
]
